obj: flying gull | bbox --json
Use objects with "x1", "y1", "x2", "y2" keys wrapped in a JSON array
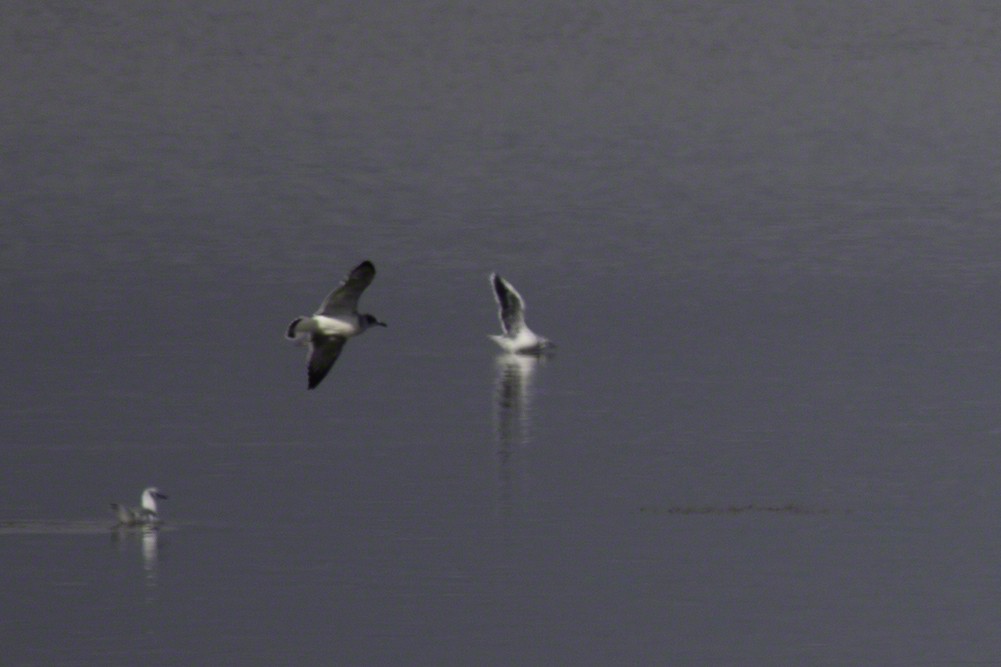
[
  {"x1": 287, "y1": 260, "x2": 386, "y2": 389},
  {"x1": 489, "y1": 273, "x2": 554, "y2": 354}
]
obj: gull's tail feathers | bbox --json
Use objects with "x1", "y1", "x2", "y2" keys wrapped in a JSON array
[{"x1": 286, "y1": 317, "x2": 305, "y2": 339}]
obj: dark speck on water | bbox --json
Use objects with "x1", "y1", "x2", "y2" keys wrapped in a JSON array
[{"x1": 637, "y1": 504, "x2": 849, "y2": 516}]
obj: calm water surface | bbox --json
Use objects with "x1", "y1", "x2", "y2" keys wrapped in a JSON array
[{"x1": 5, "y1": 2, "x2": 1001, "y2": 665}]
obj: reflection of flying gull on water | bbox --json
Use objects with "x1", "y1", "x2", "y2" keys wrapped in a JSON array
[
  {"x1": 494, "y1": 353, "x2": 539, "y2": 446},
  {"x1": 493, "y1": 351, "x2": 548, "y2": 515}
]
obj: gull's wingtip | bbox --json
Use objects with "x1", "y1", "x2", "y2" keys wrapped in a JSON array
[
  {"x1": 490, "y1": 272, "x2": 508, "y2": 296},
  {"x1": 354, "y1": 260, "x2": 377, "y2": 277}
]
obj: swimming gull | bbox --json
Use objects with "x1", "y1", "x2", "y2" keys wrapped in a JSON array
[
  {"x1": 489, "y1": 273, "x2": 554, "y2": 354},
  {"x1": 111, "y1": 487, "x2": 168, "y2": 526},
  {"x1": 286, "y1": 259, "x2": 387, "y2": 389}
]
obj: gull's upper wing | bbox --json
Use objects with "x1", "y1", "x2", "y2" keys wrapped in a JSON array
[
  {"x1": 316, "y1": 261, "x2": 377, "y2": 316},
  {"x1": 307, "y1": 335, "x2": 348, "y2": 389},
  {"x1": 491, "y1": 273, "x2": 526, "y2": 335},
  {"x1": 110, "y1": 503, "x2": 135, "y2": 524}
]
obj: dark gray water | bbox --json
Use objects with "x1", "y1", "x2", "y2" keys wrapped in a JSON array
[{"x1": 5, "y1": 2, "x2": 1001, "y2": 664}]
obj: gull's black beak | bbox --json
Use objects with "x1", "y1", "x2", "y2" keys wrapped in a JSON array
[{"x1": 376, "y1": 320, "x2": 388, "y2": 327}]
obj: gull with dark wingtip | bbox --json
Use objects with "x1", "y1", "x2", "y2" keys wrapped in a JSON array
[
  {"x1": 286, "y1": 260, "x2": 387, "y2": 389},
  {"x1": 489, "y1": 272, "x2": 554, "y2": 354}
]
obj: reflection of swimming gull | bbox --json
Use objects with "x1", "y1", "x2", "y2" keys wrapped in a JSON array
[
  {"x1": 110, "y1": 487, "x2": 168, "y2": 526},
  {"x1": 489, "y1": 273, "x2": 554, "y2": 354},
  {"x1": 112, "y1": 524, "x2": 162, "y2": 588},
  {"x1": 287, "y1": 260, "x2": 387, "y2": 390},
  {"x1": 141, "y1": 527, "x2": 159, "y2": 572}
]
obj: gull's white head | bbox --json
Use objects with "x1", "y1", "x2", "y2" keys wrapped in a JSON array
[
  {"x1": 141, "y1": 487, "x2": 168, "y2": 513},
  {"x1": 360, "y1": 313, "x2": 388, "y2": 330}
]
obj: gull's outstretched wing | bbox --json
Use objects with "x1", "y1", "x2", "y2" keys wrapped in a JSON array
[
  {"x1": 317, "y1": 261, "x2": 377, "y2": 316},
  {"x1": 491, "y1": 273, "x2": 526, "y2": 336},
  {"x1": 307, "y1": 335, "x2": 348, "y2": 389}
]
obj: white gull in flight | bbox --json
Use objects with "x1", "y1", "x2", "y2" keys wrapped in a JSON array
[
  {"x1": 287, "y1": 260, "x2": 386, "y2": 390},
  {"x1": 489, "y1": 273, "x2": 554, "y2": 354}
]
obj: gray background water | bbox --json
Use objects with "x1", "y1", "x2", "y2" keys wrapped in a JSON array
[{"x1": 5, "y1": 2, "x2": 1001, "y2": 664}]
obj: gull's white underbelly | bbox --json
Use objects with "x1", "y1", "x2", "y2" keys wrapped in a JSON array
[
  {"x1": 313, "y1": 315, "x2": 359, "y2": 337},
  {"x1": 491, "y1": 328, "x2": 545, "y2": 353}
]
